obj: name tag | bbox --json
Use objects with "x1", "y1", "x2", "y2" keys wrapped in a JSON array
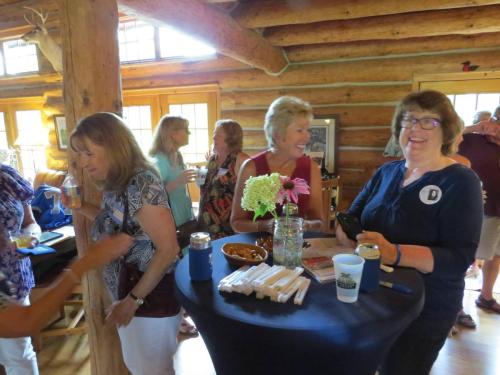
[
  {"x1": 217, "y1": 168, "x2": 228, "y2": 176},
  {"x1": 111, "y1": 207, "x2": 124, "y2": 223}
]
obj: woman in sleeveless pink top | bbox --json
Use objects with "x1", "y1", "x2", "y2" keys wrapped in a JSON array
[{"x1": 230, "y1": 96, "x2": 324, "y2": 233}]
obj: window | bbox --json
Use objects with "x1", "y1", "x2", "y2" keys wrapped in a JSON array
[
  {"x1": 14, "y1": 110, "x2": 47, "y2": 183},
  {"x1": 0, "y1": 50, "x2": 4, "y2": 76},
  {"x1": 118, "y1": 20, "x2": 215, "y2": 63},
  {"x1": 123, "y1": 89, "x2": 217, "y2": 165},
  {"x1": 3, "y1": 39, "x2": 39, "y2": 75},
  {"x1": 123, "y1": 88, "x2": 218, "y2": 202},
  {"x1": 159, "y1": 26, "x2": 215, "y2": 59},
  {"x1": 118, "y1": 21, "x2": 156, "y2": 62},
  {"x1": 123, "y1": 105, "x2": 154, "y2": 154},
  {"x1": 0, "y1": 112, "x2": 8, "y2": 150},
  {"x1": 447, "y1": 93, "x2": 500, "y2": 125},
  {"x1": 415, "y1": 71, "x2": 500, "y2": 126},
  {"x1": 169, "y1": 103, "x2": 210, "y2": 163}
]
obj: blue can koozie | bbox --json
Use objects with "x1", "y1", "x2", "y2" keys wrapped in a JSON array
[
  {"x1": 356, "y1": 243, "x2": 380, "y2": 293},
  {"x1": 189, "y1": 232, "x2": 212, "y2": 281}
]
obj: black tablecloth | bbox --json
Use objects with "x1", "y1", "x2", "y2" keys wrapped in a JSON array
[{"x1": 175, "y1": 233, "x2": 424, "y2": 375}]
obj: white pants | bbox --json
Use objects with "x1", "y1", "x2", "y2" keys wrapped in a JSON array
[
  {"x1": 0, "y1": 296, "x2": 39, "y2": 375},
  {"x1": 118, "y1": 312, "x2": 181, "y2": 375}
]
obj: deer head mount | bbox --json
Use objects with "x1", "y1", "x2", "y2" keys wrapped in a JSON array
[{"x1": 21, "y1": 7, "x2": 63, "y2": 73}]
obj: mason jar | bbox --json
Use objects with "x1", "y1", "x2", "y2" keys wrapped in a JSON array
[{"x1": 273, "y1": 217, "x2": 304, "y2": 268}]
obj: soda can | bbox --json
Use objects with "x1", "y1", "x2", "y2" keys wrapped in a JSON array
[
  {"x1": 189, "y1": 232, "x2": 212, "y2": 281},
  {"x1": 355, "y1": 243, "x2": 380, "y2": 293}
]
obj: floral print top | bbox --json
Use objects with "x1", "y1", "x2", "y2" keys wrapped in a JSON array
[
  {"x1": 91, "y1": 169, "x2": 175, "y2": 301},
  {"x1": 198, "y1": 153, "x2": 238, "y2": 239},
  {"x1": 0, "y1": 165, "x2": 35, "y2": 300}
]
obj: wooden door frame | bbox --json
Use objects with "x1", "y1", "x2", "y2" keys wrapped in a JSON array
[{"x1": 413, "y1": 71, "x2": 500, "y2": 93}]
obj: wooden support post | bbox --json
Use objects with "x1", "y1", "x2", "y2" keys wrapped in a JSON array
[{"x1": 59, "y1": 0, "x2": 127, "y2": 374}]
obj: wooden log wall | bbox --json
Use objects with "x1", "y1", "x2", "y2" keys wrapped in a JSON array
[
  {"x1": 119, "y1": 43, "x2": 500, "y2": 209},
  {"x1": 43, "y1": 93, "x2": 67, "y2": 170},
  {"x1": 3, "y1": 32, "x2": 500, "y2": 209}
]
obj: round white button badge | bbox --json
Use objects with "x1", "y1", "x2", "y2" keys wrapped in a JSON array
[{"x1": 419, "y1": 185, "x2": 442, "y2": 205}]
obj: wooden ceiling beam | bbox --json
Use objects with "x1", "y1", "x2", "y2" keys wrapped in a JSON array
[
  {"x1": 265, "y1": 5, "x2": 500, "y2": 46},
  {"x1": 233, "y1": 0, "x2": 500, "y2": 28},
  {"x1": 286, "y1": 32, "x2": 500, "y2": 62},
  {"x1": 118, "y1": 0, "x2": 288, "y2": 75}
]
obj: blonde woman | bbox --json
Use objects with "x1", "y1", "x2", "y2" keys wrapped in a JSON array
[
  {"x1": 231, "y1": 96, "x2": 324, "y2": 233},
  {"x1": 66, "y1": 112, "x2": 181, "y2": 375},
  {"x1": 149, "y1": 115, "x2": 198, "y2": 336},
  {"x1": 150, "y1": 115, "x2": 195, "y2": 228}
]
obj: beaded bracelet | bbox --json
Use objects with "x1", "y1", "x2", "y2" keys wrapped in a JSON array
[{"x1": 392, "y1": 244, "x2": 401, "y2": 267}]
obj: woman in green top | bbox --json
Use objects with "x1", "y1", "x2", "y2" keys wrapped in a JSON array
[
  {"x1": 150, "y1": 115, "x2": 195, "y2": 227},
  {"x1": 149, "y1": 115, "x2": 198, "y2": 337}
]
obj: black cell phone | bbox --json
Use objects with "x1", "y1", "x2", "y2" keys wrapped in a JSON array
[{"x1": 336, "y1": 212, "x2": 362, "y2": 241}]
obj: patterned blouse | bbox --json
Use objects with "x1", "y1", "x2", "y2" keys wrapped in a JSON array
[
  {"x1": 198, "y1": 153, "x2": 238, "y2": 239},
  {"x1": 0, "y1": 165, "x2": 35, "y2": 300},
  {"x1": 91, "y1": 169, "x2": 176, "y2": 301}
]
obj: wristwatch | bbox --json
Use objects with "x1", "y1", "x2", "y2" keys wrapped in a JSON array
[{"x1": 129, "y1": 292, "x2": 144, "y2": 307}]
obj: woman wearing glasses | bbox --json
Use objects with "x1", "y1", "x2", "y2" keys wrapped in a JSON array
[{"x1": 336, "y1": 90, "x2": 483, "y2": 375}]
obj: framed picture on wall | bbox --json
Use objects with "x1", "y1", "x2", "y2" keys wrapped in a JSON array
[
  {"x1": 54, "y1": 115, "x2": 68, "y2": 150},
  {"x1": 306, "y1": 117, "x2": 339, "y2": 175}
]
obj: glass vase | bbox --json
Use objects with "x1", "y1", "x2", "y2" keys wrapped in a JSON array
[{"x1": 273, "y1": 217, "x2": 304, "y2": 268}]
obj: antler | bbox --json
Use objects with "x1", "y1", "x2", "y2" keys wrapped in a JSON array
[
  {"x1": 23, "y1": 13, "x2": 35, "y2": 27},
  {"x1": 23, "y1": 6, "x2": 48, "y2": 26}
]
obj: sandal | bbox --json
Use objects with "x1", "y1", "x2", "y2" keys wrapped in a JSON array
[
  {"x1": 456, "y1": 312, "x2": 476, "y2": 329},
  {"x1": 179, "y1": 317, "x2": 199, "y2": 337},
  {"x1": 475, "y1": 295, "x2": 500, "y2": 314},
  {"x1": 448, "y1": 324, "x2": 459, "y2": 337}
]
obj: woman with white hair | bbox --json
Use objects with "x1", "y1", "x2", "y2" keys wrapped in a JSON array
[
  {"x1": 231, "y1": 96, "x2": 323, "y2": 233},
  {"x1": 472, "y1": 110, "x2": 491, "y2": 125}
]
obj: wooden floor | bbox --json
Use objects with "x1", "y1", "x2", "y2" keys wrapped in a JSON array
[{"x1": 31, "y1": 275, "x2": 500, "y2": 375}]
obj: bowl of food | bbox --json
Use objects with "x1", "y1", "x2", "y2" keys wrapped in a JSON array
[
  {"x1": 221, "y1": 243, "x2": 268, "y2": 267},
  {"x1": 255, "y1": 235, "x2": 273, "y2": 254}
]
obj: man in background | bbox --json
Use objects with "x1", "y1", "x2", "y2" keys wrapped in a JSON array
[{"x1": 459, "y1": 106, "x2": 500, "y2": 314}]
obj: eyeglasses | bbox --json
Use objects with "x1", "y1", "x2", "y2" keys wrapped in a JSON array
[{"x1": 401, "y1": 116, "x2": 441, "y2": 130}]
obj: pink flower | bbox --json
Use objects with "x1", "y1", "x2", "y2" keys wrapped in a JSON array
[{"x1": 277, "y1": 176, "x2": 310, "y2": 205}]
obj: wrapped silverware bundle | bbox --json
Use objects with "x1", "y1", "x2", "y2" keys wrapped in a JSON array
[{"x1": 218, "y1": 263, "x2": 311, "y2": 305}]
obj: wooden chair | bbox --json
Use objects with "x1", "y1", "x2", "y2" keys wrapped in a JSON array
[
  {"x1": 31, "y1": 280, "x2": 86, "y2": 352},
  {"x1": 29, "y1": 225, "x2": 82, "y2": 351},
  {"x1": 321, "y1": 176, "x2": 342, "y2": 233}
]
